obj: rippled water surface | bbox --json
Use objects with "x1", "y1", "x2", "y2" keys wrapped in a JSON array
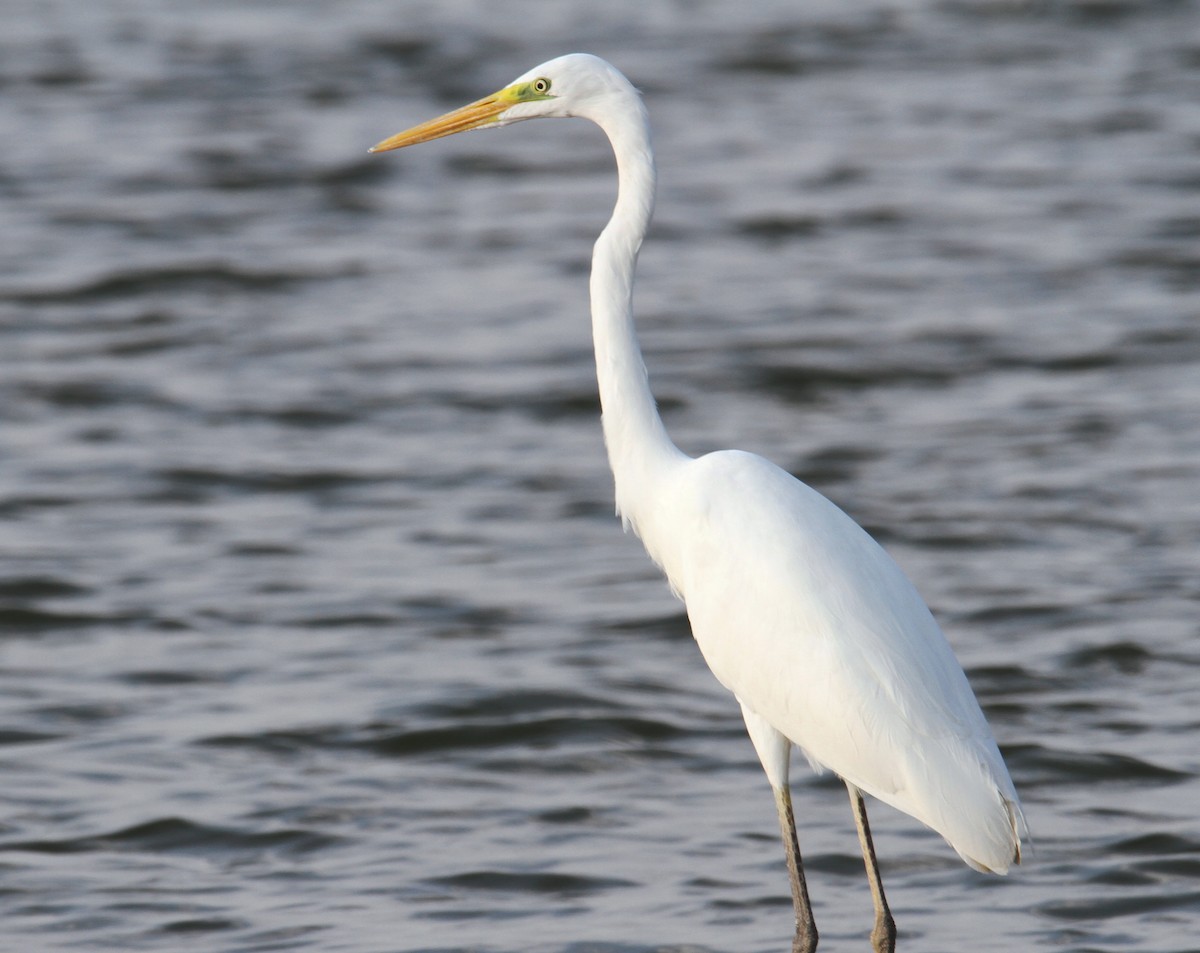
[{"x1": 3, "y1": 1, "x2": 1199, "y2": 951}]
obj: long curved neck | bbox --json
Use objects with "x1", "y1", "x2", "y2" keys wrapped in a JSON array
[{"x1": 590, "y1": 99, "x2": 686, "y2": 533}]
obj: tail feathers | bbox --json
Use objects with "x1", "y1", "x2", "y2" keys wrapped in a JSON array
[{"x1": 955, "y1": 796, "x2": 1025, "y2": 874}]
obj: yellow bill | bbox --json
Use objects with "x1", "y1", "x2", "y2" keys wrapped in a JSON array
[{"x1": 369, "y1": 77, "x2": 556, "y2": 153}]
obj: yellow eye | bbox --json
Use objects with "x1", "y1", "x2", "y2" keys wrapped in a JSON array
[{"x1": 533, "y1": 77, "x2": 551, "y2": 94}]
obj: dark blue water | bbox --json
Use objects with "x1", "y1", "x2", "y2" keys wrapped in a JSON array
[{"x1": 2, "y1": 1, "x2": 1199, "y2": 951}]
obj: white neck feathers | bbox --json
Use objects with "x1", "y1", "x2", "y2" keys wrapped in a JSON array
[{"x1": 588, "y1": 95, "x2": 687, "y2": 535}]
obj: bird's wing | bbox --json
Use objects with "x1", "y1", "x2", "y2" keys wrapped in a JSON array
[{"x1": 654, "y1": 449, "x2": 1020, "y2": 870}]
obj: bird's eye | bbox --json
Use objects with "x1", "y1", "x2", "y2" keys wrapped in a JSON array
[{"x1": 533, "y1": 77, "x2": 551, "y2": 94}]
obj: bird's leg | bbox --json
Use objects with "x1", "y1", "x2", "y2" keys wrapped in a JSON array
[
  {"x1": 773, "y1": 784, "x2": 818, "y2": 953},
  {"x1": 846, "y1": 782, "x2": 896, "y2": 953}
]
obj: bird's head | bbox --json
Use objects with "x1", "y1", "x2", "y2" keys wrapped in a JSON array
[{"x1": 369, "y1": 53, "x2": 639, "y2": 153}]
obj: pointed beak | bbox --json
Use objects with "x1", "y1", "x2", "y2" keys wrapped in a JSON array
[{"x1": 369, "y1": 92, "x2": 511, "y2": 153}]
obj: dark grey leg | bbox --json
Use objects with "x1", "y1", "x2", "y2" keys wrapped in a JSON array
[
  {"x1": 773, "y1": 785, "x2": 818, "y2": 953},
  {"x1": 847, "y1": 782, "x2": 896, "y2": 953}
]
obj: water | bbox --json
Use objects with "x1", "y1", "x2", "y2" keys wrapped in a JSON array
[{"x1": 2, "y1": 1, "x2": 1198, "y2": 950}]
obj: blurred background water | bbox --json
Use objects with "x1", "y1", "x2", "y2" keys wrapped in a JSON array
[{"x1": 2, "y1": 1, "x2": 1199, "y2": 951}]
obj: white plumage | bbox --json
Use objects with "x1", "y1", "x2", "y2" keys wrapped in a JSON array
[
  {"x1": 371, "y1": 52, "x2": 1023, "y2": 953},
  {"x1": 664, "y1": 449, "x2": 1021, "y2": 873}
]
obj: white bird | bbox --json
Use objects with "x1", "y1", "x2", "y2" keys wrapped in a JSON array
[{"x1": 370, "y1": 53, "x2": 1023, "y2": 953}]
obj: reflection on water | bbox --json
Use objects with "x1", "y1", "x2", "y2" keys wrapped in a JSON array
[{"x1": 2, "y1": 1, "x2": 1198, "y2": 951}]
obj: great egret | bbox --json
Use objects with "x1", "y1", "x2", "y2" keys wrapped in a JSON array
[{"x1": 370, "y1": 53, "x2": 1023, "y2": 953}]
